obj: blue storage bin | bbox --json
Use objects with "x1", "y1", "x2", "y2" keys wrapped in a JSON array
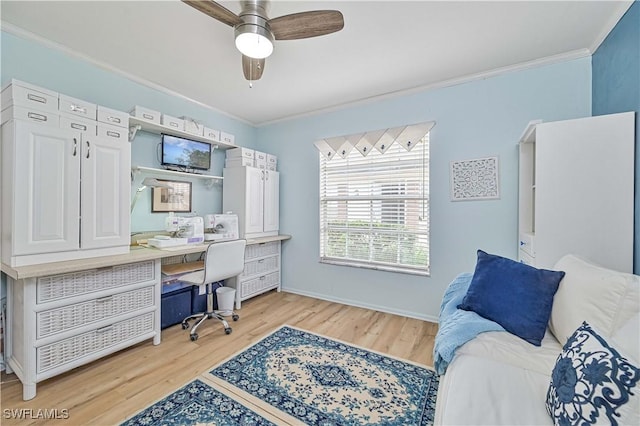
[{"x1": 161, "y1": 284, "x2": 192, "y2": 329}]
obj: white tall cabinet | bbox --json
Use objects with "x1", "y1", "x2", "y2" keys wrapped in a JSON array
[
  {"x1": 223, "y1": 166, "x2": 279, "y2": 238},
  {"x1": 1, "y1": 80, "x2": 131, "y2": 267},
  {"x1": 518, "y1": 112, "x2": 634, "y2": 273}
]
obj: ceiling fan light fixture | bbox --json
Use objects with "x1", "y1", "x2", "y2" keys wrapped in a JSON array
[{"x1": 235, "y1": 23, "x2": 274, "y2": 59}]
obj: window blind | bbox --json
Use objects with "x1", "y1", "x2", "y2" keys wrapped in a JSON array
[{"x1": 319, "y1": 134, "x2": 430, "y2": 275}]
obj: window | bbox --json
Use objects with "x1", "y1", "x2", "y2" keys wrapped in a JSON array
[{"x1": 319, "y1": 132, "x2": 430, "y2": 275}]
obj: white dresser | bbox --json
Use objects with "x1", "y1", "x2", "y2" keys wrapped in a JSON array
[
  {"x1": 226, "y1": 239, "x2": 282, "y2": 309},
  {"x1": 5, "y1": 259, "x2": 162, "y2": 401}
]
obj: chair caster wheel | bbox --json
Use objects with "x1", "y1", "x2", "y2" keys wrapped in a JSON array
[
  {"x1": 232, "y1": 314, "x2": 239, "y2": 321},
  {"x1": 181, "y1": 322, "x2": 189, "y2": 330},
  {"x1": 225, "y1": 327, "x2": 232, "y2": 335},
  {"x1": 190, "y1": 333, "x2": 198, "y2": 341}
]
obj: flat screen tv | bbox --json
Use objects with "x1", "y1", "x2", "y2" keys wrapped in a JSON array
[{"x1": 161, "y1": 134, "x2": 211, "y2": 171}]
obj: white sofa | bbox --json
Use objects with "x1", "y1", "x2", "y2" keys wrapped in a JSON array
[{"x1": 434, "y1": 254, "x2": 640, "y2": 425}]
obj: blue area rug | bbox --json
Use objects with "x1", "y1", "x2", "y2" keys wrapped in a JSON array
[
  {"x1": 121, "y1": 378, "x2": 276, "y2": 426},
  {"x1": 208, "y1": 325, "x2": 439, "y2": 425}
]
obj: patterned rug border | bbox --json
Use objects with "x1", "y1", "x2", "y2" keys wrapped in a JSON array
[{"x1": 205, "y1": 324, "x2": 439, "y2": 425}]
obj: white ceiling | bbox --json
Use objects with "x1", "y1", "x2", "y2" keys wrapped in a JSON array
[{"x1": 1, "y1": 1, "x2": 632, "y2": 126}]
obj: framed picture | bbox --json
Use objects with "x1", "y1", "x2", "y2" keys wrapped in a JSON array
[
  {"x1": 151, "y1": 179, "x2": 192, "y2": 213},
  {"x1": 450, "y1": 156, "x2": 500, "y2": 201}
]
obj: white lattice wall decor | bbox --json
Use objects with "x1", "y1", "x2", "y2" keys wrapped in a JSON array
[{"x1": 450, "y1": 156, "x2": 500, "y2": 201}]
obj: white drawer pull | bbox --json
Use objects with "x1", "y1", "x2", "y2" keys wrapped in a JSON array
[
  {"x1": 27, "y1": 93, "x2": 47, "y2": 104},
  {"x1": 71, "y1": 123, "x2": 87, "y2": 131},
  {"x1": 27, "y1": 112, "x2": 47, "y2": 122},
  {"x1": 96, "y1": 325, "x2": 114, "y2": 334},
  {"x1": 70, "y1": 104, "x2": 87, "y2": 114},
  {"x1": 106, "y1": 130, "x2": 121, "y2": 138},
  {"x1": 96, "y1": 295, "x2": 113, "y2": 303},
  {"x1": 108, "y1": 116, "x2": 121, "y2": 124},
  {"x1": 142, "y1": 113, "x2": 154, "y2": 120},
  {"x1": 169, "y1": 122, "x2": 178, "y2": 128},
  {"x1": 259, "y1": 276, "x2": 266, "y2": 280}
]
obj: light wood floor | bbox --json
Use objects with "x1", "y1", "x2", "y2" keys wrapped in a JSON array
[{"x1": 1, "y1": 291, "x2": 438, "y2": 425}]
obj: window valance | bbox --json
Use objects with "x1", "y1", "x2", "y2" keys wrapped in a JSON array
[{"x1": 313, "y1": 121, "x2": 435, "y2": 160}]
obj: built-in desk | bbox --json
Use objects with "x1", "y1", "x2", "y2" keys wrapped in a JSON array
[{"x1": 0, "y1": 234, "x2": 290, "y2": 400}]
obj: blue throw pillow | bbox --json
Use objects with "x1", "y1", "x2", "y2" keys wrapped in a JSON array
[
  {"x1": 546, "y1": 322, "x2": 640, "y2": 425},
  {"x1": 458, "y1": 250, "x2": 565, "y2": 346}
]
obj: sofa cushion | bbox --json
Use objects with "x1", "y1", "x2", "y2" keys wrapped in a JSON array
[
  {"x1": 546, "y1": 322, "x2": 639, "y2": 426},
  {"x1": 611, "y1": 312, "x2": 640, "y2": 364},
  {"x1": 550, "y1": 255, "x2": 632, "y2": 345},
  {"x1": 458, "y1": 250, "x2": 565, "y2": 346}
]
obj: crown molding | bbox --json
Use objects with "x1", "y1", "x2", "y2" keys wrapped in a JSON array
[
  {"x1": 588, "y1": 1, "x2": 634, "y2": 53},
  {"x1": 1, "y1": 21, "x2": 252, "y2": 126}
]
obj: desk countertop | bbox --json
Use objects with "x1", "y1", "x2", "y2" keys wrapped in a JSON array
[{"x1": 1, "y1": 234, "x2": 291, "y2": 280}]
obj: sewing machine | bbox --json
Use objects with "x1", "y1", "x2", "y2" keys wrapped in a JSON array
[
  {"x1": 148, "y1": 215, "x2": 205, "y2": 248},
  {"x1": 204, "y1": 214, "x2": 239, "y2": 241}
]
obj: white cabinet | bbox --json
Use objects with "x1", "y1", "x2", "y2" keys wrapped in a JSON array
[
  {"x1": 1, "y1": 80, "x2": 131, "y2": 267},
  {"x1": 518, "y1": 112, "x2": 634, "y2": 273},
  {"x1": 226, "y1": 240, "x2": 282, "y2": 309},
  {"x1": 223, "y1": 166, "x2": 279, "y2": 239},
  {"x1": 5, "y1": 260, "x2": 162, "y2": 400}
]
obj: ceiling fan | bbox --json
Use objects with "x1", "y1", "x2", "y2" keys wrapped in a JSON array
[{"x1": 183, "y1": 0, "x2": 344, "y2": 82}]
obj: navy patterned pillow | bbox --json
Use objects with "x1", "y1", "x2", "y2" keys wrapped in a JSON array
[{"x1": 546, "y1": 321, "x2": 640, "y2": 426}]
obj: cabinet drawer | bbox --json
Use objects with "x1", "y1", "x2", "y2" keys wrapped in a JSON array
[
  {"x1": 245, "y1": 242, "x2": 280, "y2": 260},
  {"x1": 37, "y1": 311, "x2": 154, "y2": 373},
  {"x1": 3, "y1": 105, "x2": 59, "y2": 127},
  {"x1": 97, "y1": 105, "x2": 128, "y2": 128},
  {"x1": 239, "y1": 271, "x2": 279, "y2": 298},
  {"x1": 241, "y1": 255, "x2": 279, "y2": 278},
  {"x1": 37, "y1": 261, "x2": 156, "y2": 303},
  {"x1": 59, "y1": 94, "x2": 97, "y2": 120},
  {"x1": 2, "y1": 80, "x2": 59, "y2": 113},
  {"x1": 60, "y1": 114, "x2": 97, "y2": 135},
  {"x1": 97, "y1": 122, "x2": 127, "y2": 142},
  {"x1": 37, "y1": 286, "x2": 155, "y2": 338}
]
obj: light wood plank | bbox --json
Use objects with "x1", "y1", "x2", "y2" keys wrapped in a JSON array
[{"x1": 1, "y1": 291, "x2": 437, "y2": 425}]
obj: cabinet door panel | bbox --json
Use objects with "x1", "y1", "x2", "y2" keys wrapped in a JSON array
[
  {"x1": 263, "y1": 170, "x2": 279, "y2": 233},
  {"x1": 245, "y1": 167, "x2": 265, "y2": 235},
  {"x1": 81, "y1": 135, "x2": 131, "y2": 249},
  {"x1": 13, "y1": 121, "x2": 80, "y2": 255}
]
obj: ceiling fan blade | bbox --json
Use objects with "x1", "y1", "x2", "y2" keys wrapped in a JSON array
[
  {"x1": 269, "y1": 10, "x2": 344, "y2": 40},
  {"x1": 182, "y1": 0, "x2": 242, "y2": 27},
  {"x1": 242, "y1": 56, "x2": 265, "y2": 81}
]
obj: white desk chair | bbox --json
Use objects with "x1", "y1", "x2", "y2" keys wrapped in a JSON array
[{"x1": 179, "y1": 239, "x2": 246, "y2": 341}]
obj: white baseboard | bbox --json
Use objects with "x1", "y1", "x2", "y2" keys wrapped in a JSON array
[{"x1": 282, "y1": 287, "x2": 439, "y2": 324}]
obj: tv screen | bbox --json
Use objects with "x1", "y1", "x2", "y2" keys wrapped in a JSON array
[{"x1": 161, "y1": 134, "x2": 211, "y2": 171}]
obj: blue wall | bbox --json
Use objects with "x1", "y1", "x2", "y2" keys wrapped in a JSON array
[
  {"x1": 592, "y1": 0, "x2": 640, "y2": 273},
  {"x1": 258, "y1": 58, "x2": 592, "y2": 320}
]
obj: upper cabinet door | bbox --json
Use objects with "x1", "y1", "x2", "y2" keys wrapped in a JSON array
[
  {"x1": 12, "y1": 120, "x2": 80, "y2": 255},
  {"x1": 263, "y1": 170, "x2": 279, "y2": 233},
  {"x1": 245, "y1": 167, "x2": 265, "y2": 235},
  {"x1": 80, "y1": 134, "x2": 131, "y2": 249}
]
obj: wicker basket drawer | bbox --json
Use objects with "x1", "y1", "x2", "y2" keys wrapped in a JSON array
[
  {"x1": 37, "y1": 261, "x2": 156, "y2": 303},
  {"x1": 37, "y1": 286, "x2": 155, "y2": 339},
  {"x1": 37, "y1": 311, "x2": 154, "y2": 374},
  {"x1": 245, "y1": 242, "x2": 279, "y2": 260},
  {"x1": 240, "y1": 255, "x2": 279, "y2": 278},
  {"x1": 239, "y1": 271, "x2": 279, "y2": 298}
]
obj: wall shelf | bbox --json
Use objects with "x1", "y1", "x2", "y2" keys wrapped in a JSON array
[
  {"x1": 132, "y1": 166, "x2": 223, "y2": 188},
  {"x1": 128, "y1": 117, "x2": 236, "y2": 149}
]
